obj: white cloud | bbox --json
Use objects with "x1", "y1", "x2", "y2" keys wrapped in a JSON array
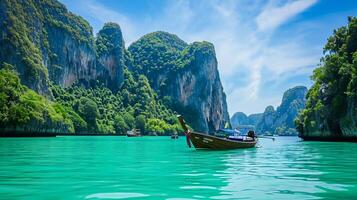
[{"x1": 256, "y1": 0, "x2": 318, "y2": 32}]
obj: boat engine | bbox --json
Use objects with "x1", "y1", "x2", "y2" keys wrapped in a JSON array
[{"x1": 247, "y1": 130, "x2": 256, "y2": 138}]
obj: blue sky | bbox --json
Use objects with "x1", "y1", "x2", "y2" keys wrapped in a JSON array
[{"x1": 59, "y1": 0, "x2": 357, "y2": 115}]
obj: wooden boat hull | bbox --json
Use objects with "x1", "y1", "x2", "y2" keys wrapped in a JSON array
[
  {"x1": 127, "y1": 134, "x2": 141, "y2": 137},
  {"x1": 190, "y1": 132, "x2": 257, "y2": 149}
]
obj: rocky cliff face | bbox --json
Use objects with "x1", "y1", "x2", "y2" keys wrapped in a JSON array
[
  {"x1": 256, "y1": 106, "x2": 276, "y2": 134},
  {"x1": 248, "y1": 113, "x2": 263, "y2": 126},
  {"x1": 171, "y1": 42, "x2": 230, "y2": 133},
  {"x1": 129, "y1": 32, "x2": 230, "y2": 133},
  {"x1": 230, "y1": 112, "x2": 262, "y2": 128},
  {"x1": 256, "y1": 86, "x2": 307, "y2": 135},
  {"x1": 0, "y1": 0, "x2": 126, "y2": 95},
  {"x1": 231, "y1": 86, "x2": 307, "y2": 135},
  {"x1": 231, "y1": 112, "x2": 249, "y2": 128},
  {"x1": 0, "y1": 0, "x2": 230, "y2": 135},
  {"x1": 95, "y1": 23, "x2": 126, "y2": 91},
  {"x1": 46, "y1": 22, "x2": 96, "y2": 89},
  {"x1": 274, "y1": 86, "x2": 307, "y2": 129},
  {"x1": 0, "y1": 0, "x2": 53, "y2": 97}
]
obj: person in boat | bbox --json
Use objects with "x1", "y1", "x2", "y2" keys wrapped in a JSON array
[{"x1": 247, "y1": 130, "x2": 256, "y2": 140}]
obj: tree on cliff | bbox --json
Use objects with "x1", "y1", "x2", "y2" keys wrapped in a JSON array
[
  {"x1": 0, "y1": 64, "x2": 76, "y2": 133},
  {"x1": 135, "y1": 115, "x2": 146, "y2": 133},
  {"x1": 296, "y1": 17, "x2": 357, "y2": 138},
  {"x1": 77, "y1": 97, "x2": 99, "y2": 127},
  {"x1": 0, "y1": 0, "x2": 228, "y2": 135}
]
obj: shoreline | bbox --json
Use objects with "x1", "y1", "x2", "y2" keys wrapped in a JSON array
[
  {"x1": 300, "y1": 136, "x2": 357, "y2": 142},
  {"x1": 0, "y1": 132, "x2": 181, "y2": 137},
  {"x1": 0, "y1": 131, "x2": 56, "y2": 137}
]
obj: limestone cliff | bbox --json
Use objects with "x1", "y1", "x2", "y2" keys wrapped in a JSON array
[
  {"x1": 129, "y1": 32, "x2": 230, "y2": 133},
  {"x1": 95, "y1": 23, "x2": 126, "y2": 91},
  {"x1": 256, "y1": 86, "x2": 307, "y2": 135},
  {"x1": 230, "y1": 112, "x2": 250, "y2": 128},
  {"x1": 274, "y1": 86, "x2": 307, "y2": 129},
  {"x1": 0, "y1": 0, "x2": 126, "y2": 95},
  {"x1": 230, "y1": 112, "x2": 262, "y2": 128},
  {"x1": 256, "y1": 106, "x2": 276, "y2": 134},
  {"x1": 0, "y1": 0, "x2": 230, "y2": 135},
  {"x1": 171, "y1": 42, "x2": 230, "y2": 133}
]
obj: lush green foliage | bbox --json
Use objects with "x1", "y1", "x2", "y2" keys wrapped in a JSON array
[
  {"x1": 0, "y1": 1, "x2": 199, "y2": 135},
  {"x1": 95, "y1": 22, "x2": 123, "y2": 57},
  {"x1": 128, "y1": 31, "x2": 215, "y2": 79},
  {"x1": 296, "y1": 17, "x2": 357, "y2": 136},
  {"x1": 128, "y1": 31, "x2": 188, "y2": 77},
  {"x1": 37, "y1": 0, "x2": 93, "y2": 43},
  {"x1": 0, "y1": 0, "x2": 94, "y2": 94},
  {"x1": 128, "y1": 32, "x2": 217, "y2": 131},
  {"x1": 176, "y1": 41, "x2": 216, "y2": 69},
  {"x1": 145, "y1": 118, "x2": 181, "y2": 135},
  {"x1": 0, "y1": 63, "x2": 182, "y2": 135},
  {"x1": 135, "y1": 115, "x2": 146, "y2": 133},
  {"x1": 51, "y1": 68, "x2": 182, "y2": 135},
  {"x1": 0, "y1": 65, "x2": 76, "y2": 133},
  {"x1": 1, "y1": 0, "x2": 49, "y2": 85}
]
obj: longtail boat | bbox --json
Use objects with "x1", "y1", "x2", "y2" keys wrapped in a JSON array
[{"x1": 177, "y1": 115, "x2": 257, "y2": 149}]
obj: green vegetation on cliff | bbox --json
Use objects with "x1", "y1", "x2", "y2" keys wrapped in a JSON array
[
  {"x1": 296, "y1": 17, "x2": 357, "y2": 138},
  {"x1": 0, "y1": 0, "x2": 229, "y2": 135},
  {"x1": 129, "y1": 33, "x2": 215, "y2": 79},
  {"x1": 128, "y1": 31, "x2": 188, "y2": 80},
  {"x1": 0, "y1": 0, "x2": 186, "y2": 135},
  {"x1": 95, "y1": 22, "x2": 123, "y2": 57},
  {"x1": 128, "y1": 31, "x2": 229, "y2": 133},
  {"x1": 0, "y1": 0, "x2": 94, "y2": 95},
  {"x1": 0, "y1": 64, "x2": 77, "y2": 133},
  {"x1": 51, "y1": 68, "x2": 182, "y2": 135},
  {"x1": 0, "y1": 64, "x2": 183, "y2": 135}
]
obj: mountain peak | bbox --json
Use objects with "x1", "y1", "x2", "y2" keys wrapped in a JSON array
[{"x1": 133, "y1": 31, "x2": 188, "y2": 51}]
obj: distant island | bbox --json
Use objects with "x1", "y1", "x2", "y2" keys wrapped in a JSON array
[
  {"x1": 231, "y1": 86, "x2": 307, "y2": 136},
  {"x1": 0, "y1": 0, "x2": 229, "y2": 136}
]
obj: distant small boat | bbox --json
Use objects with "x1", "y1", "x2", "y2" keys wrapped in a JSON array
[
  {"x1": 126, "y1": 129, "x2": 142, "y2": 137},
  {"x1": 177, "y1": 115, "x2": 257, "y2": 149},
  {"x1": 171, "y1": 134, "x2": 178, "y2": 139}
]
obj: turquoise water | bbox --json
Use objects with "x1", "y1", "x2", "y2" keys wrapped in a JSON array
[{"x1": 0, "y1": 136, "x2": 356, "y2": 200}]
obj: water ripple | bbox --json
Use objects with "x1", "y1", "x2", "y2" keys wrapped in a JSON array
[
  {"x1": 1, "y1": 136, "x2": 357, "y2": 199},
  {"x1": 85, "y1": 192, "x2": 149, "y2": 199}
]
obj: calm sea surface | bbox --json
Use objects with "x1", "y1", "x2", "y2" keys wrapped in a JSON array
[{"x1": 0, "y1": 136, "x2": 356, "y2": 200}]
